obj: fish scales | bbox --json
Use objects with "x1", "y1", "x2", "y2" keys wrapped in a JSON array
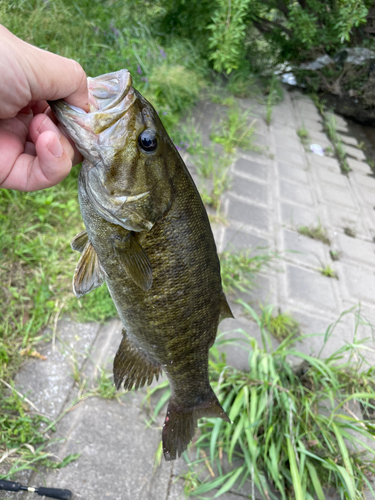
[{"x1": 49, "y1": 69, "x2": 233, "y2": 460}]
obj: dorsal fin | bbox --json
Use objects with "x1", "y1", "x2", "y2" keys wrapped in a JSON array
[
  {"x1": 219, "y1": 292, "x2": 234, "y2": 322},
  {"x1": 73, "y1": 242, "x2": 105, "y2": 298},
  {"x1": 111, "y1": 233, "x2": 153, "y2": 292},
  {"x1": 71, "y1": 230, "x2": 89, "y2": 253}
]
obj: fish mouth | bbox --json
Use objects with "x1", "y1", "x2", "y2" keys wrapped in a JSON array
[{"x1": 48, "y1": 69, "x2": 136, "y2": 162}]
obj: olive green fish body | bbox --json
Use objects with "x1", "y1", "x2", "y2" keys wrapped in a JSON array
[{"x1": 49, "y1": 70, "x2": 232, "y2": 460}]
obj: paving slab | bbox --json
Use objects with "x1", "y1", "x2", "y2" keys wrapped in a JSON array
[
  {"x1": 285, "y1": 264, "x2": 340, "y2": 314},
  {"x1": 277, "y1": 162, "x2": 309, "y2": 184},
  {"x1": 233, "y1": 157, "x2": 269, "y2": 181},
  {"x1": 307, "y1": 152, "x2": 341, "y2": 172},
  {"x1": 280, "y1": 201, "x2": 322, "y2": 228},
  {"x1": 231, "y1": 173, "x2": 268, "y2": 205},
  {"x1": 226, "y1": 197, "x2": 269, "y2": 232},
  {"x1": 279, "y1": 179, "x2": 315, "y2": 206}
]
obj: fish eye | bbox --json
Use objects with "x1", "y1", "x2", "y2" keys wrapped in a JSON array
[{"x1": 138, "y1": 129, "x2": 157, "y2": 153}]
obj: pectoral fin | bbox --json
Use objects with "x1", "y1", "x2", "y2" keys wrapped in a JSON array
[
  {"x1": 71, "y1": 230, "x2": 89, "y2": 253},
  {"x1": 219, "y1": 292, "x2": 234, "y2": 322},
  {"x1": 112, "y1": 233, "x2": 153, "y2": 292},
  {"x1": 73, "y1": 242, "x2": 105, "y2": 298}
]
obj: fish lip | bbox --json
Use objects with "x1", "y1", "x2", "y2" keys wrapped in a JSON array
[{"x1": 48, "y1": 69, "x2": 137, "y2": 160}]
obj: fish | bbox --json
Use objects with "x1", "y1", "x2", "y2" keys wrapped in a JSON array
[{"x1": 48, "y1": 69, "x2": 233, "y2": 461}]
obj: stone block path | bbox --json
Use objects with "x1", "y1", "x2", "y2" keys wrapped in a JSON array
[{"x1": 2, "y1": 88, "x2": 375, "y2": 499}]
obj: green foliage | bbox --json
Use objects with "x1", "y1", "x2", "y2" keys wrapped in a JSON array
[
  {"x1": 323, "y1": 112, "x2": 351, "y2": 174},
  {"x1": 319, "y1": 264, "x2": 338, "y2": 280},
  {"x1": 151, "y1": 305, "x2": 375, "y2": 500},
  {"x1": 210, "y1": 106, "x2": 256, "y2": 153},
  {"x1": 297, "y1": 124, "x2": 309, "y2": 146},
  {"x1": 220, "y1": 250, "x2": 273, "y2": 295},
  {"x1": 261, "y1": 306, "x2": 300, "y2": 340},
  {"x1": 208, "y1": 0, "x2": 253, "y2": 74}
]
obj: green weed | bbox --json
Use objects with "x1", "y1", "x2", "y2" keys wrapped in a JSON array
[
  {"x1": 219, "y1": 249, "x2": 273, "y2": 295},
  {"x1": 319, "y1": 264, "x2": 338, "y2": 279},
  {"x1": 265, "y1": 74, "x2": 283, "y2": 125},
  {"x1": 330, "y1": 249, "x2": 341, "y2": 261},
  {"x1": 210, "y1": 93, "x2": 236, "y2": 107},
  {"x1": 297, "y1": 125, "x2": 309, "y2": 145},
  {"x1": 226, "y1": 71, "x2": 259, "y2": 98},
  {"x1": 197, "y1": 151, "x2": 233, "y2": 211},
  {"x1": 261, "y1": 306, "x2": 300, "y2": 341},
  {"x1": 298, "y1": 222, "x2": 331, "y2": 245},
  {"x1": 210, "y1": 106, "x2": 256, "y2": 153},
  {"x1": 151, "y1": 304, "x2": 375, "y2": 500},
  {"x1": 323, "y1": 113, "x2": 351, "y2": 174}
]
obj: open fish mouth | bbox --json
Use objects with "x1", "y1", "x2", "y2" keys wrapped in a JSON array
[{"x1": 48, "y1": 69, "x2": 137, "y2": 162}]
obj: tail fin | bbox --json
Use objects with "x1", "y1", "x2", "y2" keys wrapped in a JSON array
[{"x1": 162, "y1": 390, "x2": 230, "y2": 461}]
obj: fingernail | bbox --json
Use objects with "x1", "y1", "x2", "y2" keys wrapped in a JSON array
[{"x1": 47, "y1": 136, "x2": 63, "y2": 158}]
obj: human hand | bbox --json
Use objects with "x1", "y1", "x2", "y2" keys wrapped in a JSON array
[{"x1": 0, "y1": 25, "x2": 89, "y2": 191}]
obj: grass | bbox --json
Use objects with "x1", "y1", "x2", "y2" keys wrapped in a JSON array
[
  {"x1": 298, "y1": 221, "x2": 331, "y2": 245},
  {"x1": 265, "y1": 74, "x2": 283, "y2": 125},
  {"x1": 151, "y1": 304, "x2": 375, "y2": 500},
  {"x1": 319, "y1": 264, "x2": 338, "y2": 279},
  {"x1": 261, "y1": 305, "x2": 300, "y2": 341},
  {"x1": 319, "y1": 107, "x2": 351, "y2": 174},
  {"x1": 310, "y1": 95, "x2": 352, "y2": 174},
  {"x1": 297, "y1": 125, "x2": 309, "y2": 146},
  {"x1": 0, "y1": 380, "x2": 80, "y2": 477},
  {"x1": 330, "y1": 249, "x2": 341, "y2": 261},
  {"x1": 210, "y1": 106, "x2": 257, "y2": 153},
  {"x1": 219, "y1": 249, "x2": 274, "y2": 295}
]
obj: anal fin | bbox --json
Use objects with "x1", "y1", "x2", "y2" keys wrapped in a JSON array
[
  {"x1": 114, "y1": 329, "x2": 161, "y2": 391},
  {"x1": 162, "y1": 389, "x2": 230, "y2": 461}
]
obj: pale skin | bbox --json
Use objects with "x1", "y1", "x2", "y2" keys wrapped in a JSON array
[{"x1": 0, "y1": 25, "x2": 90, "y2": 191}]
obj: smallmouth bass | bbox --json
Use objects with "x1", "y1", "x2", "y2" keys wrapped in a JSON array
[{"x1": 49, "y1": 70, "x2": 233, "y2": 461}]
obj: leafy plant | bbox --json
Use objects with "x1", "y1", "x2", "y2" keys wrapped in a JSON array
[
  {"x1": 219, "y1": 249, "x2": 273, "y2": 295},
  {"x1": 319, "y1": 264, "x2": 338, "y2": 279},
  {"x1": 261, "y1": 306, "x2": 300, "y2": 341},
  {"x1": 298, "y1": 222, "x2": 331, "y2": 245},
  {"x1": 207, "y1": 0, "x2": 253, "y2": 74},
  {"x1": 210, "y1": 106, "x2": 256, "y2": 153},
  {"x1": 297, "y1": 125, "x2": 309, "y2": 145}
]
